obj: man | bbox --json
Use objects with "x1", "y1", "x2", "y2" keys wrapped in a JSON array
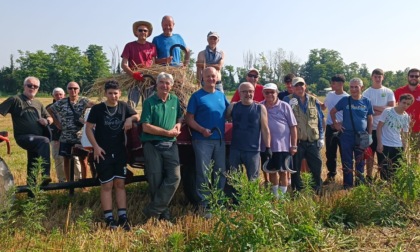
[
  {"x1": 231, "y1": 68, "x2": 264, "y2": 102},
  {"x1": 140, "y1": 72, "x2": 182, "y2": 221},
  {"x1": 121, "y1": 20, "x2": 157, "y2": 107},
  {"x1": 186, "y1": 67, "x2": 229, "y2": 212},
  {"x1": 362, "y1": 68, "x2": 395, "y2": 181},
  {"x1": 153, "y1": 15, "x2": 190, "y2": 66},
  {"x1": 196, "y1": 31, "x2": 225, "y2": 92},
  {"x1": 260, "y1": 83, "x2": 297, "y2": 198},
  {"x1": 0, "y1": 77, "x2": 52, "y2": 186},
  {"x1": 278, "y1": 74, "x2": 295, "y2": 100},
  {"x1": 323, "y1": 75, "x2": 349, "y2": 184},
  {"x1": 283, "y1": 77, "x2": 325, "y2": 191},
  {"x1": 86, "y1": 80, "x2": 139, "y2": 230},
  {"x1": 46, "y1": 88, "x2": 81, "y2": 183},
  {"x1": 50, "y1": 82, "x2": 94, "y2": 182},
  {"x1": 377, "y1": 94, "x2": 413, "y2": 180},
  {"x1": 394, "y1": 68, "x2": 420, "y2": 147},
  {"x1": 331, "y1": 78, "x2": 373, "y2": 188},
  {"x1": 227, "y1": 82, "x2": 271, "y2": 181}
]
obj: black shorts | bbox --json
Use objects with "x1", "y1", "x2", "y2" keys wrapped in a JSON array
[
  {"x1": 260, "y1": 151, "x2": 291, "y2": 173},
  {"x1": 59, "y1": 142, "x2": 75, "y2": 157},
  {"x1": 95, "y1": 153, "x2": 127, "y2": 184},
  {"x1": 370, "y1": 130, "x2": 378, "y2": 154}
]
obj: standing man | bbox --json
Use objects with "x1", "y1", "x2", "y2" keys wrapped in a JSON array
[
  {"x1": 260, "y1": 83, "x2": 297, "y2": 198},
  {"x1": 196, "y1": 31, "x2": 225, "y2": 92},
  {"x1": 0, "y1": 77, "x2": 52, "y2": 186},
  {"x1": 50, "y1": 82, "x2": 94, "y2": 181},
  {"x1": 231, "y1": 68, "x2": 264, "y2": 102},
  {"x1": 227, "y1": 82, "x2": 271, "y2": 181},
  {"x1": 323, "y1": 75, "x2": 349, "y2": 184},
  {"x1": 186, "y1": 67, "x2": 229, "y2": 212},
  {"x1": 331, "y1": 78, "x2": 373, "y2": 188},
  {"x1": 279, "y1": 74, "x2": 295, "y2": 100},
  {"x1": 140, "y1": 72, "x2": 182, "y2": 221},
  {"x1": 394, "y1": 68, "x2": 420, "y2": 147},
  {"x1": 283, "y1": 77, "x2": 325, "y2": 191},
  {"x1": 153, "y1": 15, "x2": 190, "y2": 66},
  {"x1": 362, "y1": 68, "x2": 395, "y2": 181},
  {"x1": 121, "y1": 20, "x2": 157, "y2": 107},
  {"x1": 86, "y1": 80, "x2": 139, "y2": 230}
]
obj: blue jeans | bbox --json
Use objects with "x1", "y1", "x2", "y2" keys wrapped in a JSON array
[
  {"x1": 340, "y1": 132, "x2": 365, "y2": 188},
  {"x1": 229, "y1": 149, "x2": 260, "y2": 181},
  {"x1": 192, "y1": 139, "x2": 226, "y2": 207}
]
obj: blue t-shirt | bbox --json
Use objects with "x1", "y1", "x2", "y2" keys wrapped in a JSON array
[
  {"x1": 187, "y1": 89, "x2": 229, "y2": 140},
  {"x1": 334, "y1": 96, "x2": 373, "y2": 132},
  {"x1": 152, "y1": 33, "x2": 186, "y2": 66}
]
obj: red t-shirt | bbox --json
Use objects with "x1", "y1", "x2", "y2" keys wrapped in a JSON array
[
  {"x1": 121, "y1": 41, "x2": 157, "y2": 68},
  {"x1": 231, "y1": 84, "x2": 265, "y2": 102},
  {"x1": 394, "y1": 84, "x2": 420, "y2": 132}
]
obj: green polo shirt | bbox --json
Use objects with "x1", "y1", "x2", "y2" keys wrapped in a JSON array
[{"x1": 140, "y1": 93, "x2": 182, "y2": 142}]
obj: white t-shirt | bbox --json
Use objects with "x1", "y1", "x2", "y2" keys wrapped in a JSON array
[
  {"x1": 379, "y1": 107, "x2": 410, "y2": 147},
  {"x1": 325, "y1": 91, "x2": 349, "y2": 125},
  {"x1": 362, "y1": 86, "x2": 395, "y2": 129}
]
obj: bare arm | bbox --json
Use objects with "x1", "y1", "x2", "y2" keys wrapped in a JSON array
[
  {"x1": 290, "y1": 125, "x2": 297, "y2": 155},
  {"x1": 121, "y1": 58, "x2": 134, "y2": 75},
  {"x1": 373, "y1": 100, "x2": 396, "y2": 114},
  {"x1": 367, "y1": 114, "x2": 373, "y2": 134},
  {"x1": 330, "y1": 107, "x2": 343, "y2": 132},
  {"x1": 47, "y1": 107, "x2": 62, "y2": 130},
  {"x1": 196, "y1": 51, "x2": 205, "y2": 83},
  {"x1": 86, "y1": 122, "x2": 105, "y2": 163},
  {"x1": 124, "y1": 114, "x2": 140, "y2": 131},
  {"x1": 260, "y1": 105, "x2": 270, "y2": 148},
  {"x1": 142, "y1": 121, "x2": 181, "y2": 138},
  {"x1": 185, "y1": 112, "x2": 212, "y2": 137},
  {"x1": 376, "y1": 121, "x2": 384, "y2": 153},
  {"x1": 225, "y1": 102, "x2": 235, "y2": 121},
  {"x1": 183, "y1": 47, "x2": 191, "y2": 66}
]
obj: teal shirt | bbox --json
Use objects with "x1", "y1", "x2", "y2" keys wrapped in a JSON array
[{"x1": 140, "y1": 93, "x2": 182, "y2": 142}]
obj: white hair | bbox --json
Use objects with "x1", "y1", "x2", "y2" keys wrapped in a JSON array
[
  {"x1": 52, "y1": 87, "x2": 65, "y2": 96},
  {"x1": 157, "y1": 72, "x2": 174, "y2": 85},
  {"x1": 23, "y1": 76, "x2": 40, "y2": 86},
  {"x1": 349, "y1": 78, "x2": 363, "y2": 87}
]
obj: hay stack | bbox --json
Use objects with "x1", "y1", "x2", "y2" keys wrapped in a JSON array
[{"x1": 89, "y1": 65, "x2": 200, "y2": 112}]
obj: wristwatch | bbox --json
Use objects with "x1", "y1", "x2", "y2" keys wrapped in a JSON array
[{"x1": 291, "y1": 146, "x2": 298, "y2": 149}]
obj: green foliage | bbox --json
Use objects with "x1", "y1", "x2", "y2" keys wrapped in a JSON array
[
  {"x1": 75, "y1": 208, "x2": 94, "y2": 232},
  {"x1": 392, "y1": 151, "x2": 420, "y2": 205}
]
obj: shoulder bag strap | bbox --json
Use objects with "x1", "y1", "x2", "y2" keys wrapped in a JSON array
[{"x1": 348, "y1": 96, "x2": 356, "y2": 132}]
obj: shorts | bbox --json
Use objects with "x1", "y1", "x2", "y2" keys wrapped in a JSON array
[
  {"x1": 370, "y1": 130, "x2": 378, "y2": 154},
  {"x1": 261, "y1": 151, "x2": 291, "y2": 173},
  {"x1": 59, "y1": 142, "x2": 75, "y2": 157},
  {"x1": 95, "y1": 153, "x2": 127, "y2": 184}
]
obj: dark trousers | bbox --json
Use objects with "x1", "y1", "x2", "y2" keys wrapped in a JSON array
[
  {"x1": 15, "y1": 134, "x2": 51, "y2": 184},
  {"x1": 291, "y1": 141, "x2": 322, "y2": 191},
  {"x1": 325, "y1": 125, "x2": 341, "y2": 178},
  {"x1": 380, "y1": 146, "x2": 403, "y2": 180}
]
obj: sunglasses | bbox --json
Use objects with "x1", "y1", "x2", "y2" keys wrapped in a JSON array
[
  {"x1": 247, "y1": 74, "x2": 258, "y2": 78},
  {"x1": 67, "y1": 87, "x2": 79, "y2": 90},
  {"x1": 409, "y1": 75, "x2": 420, "y2": 78},
  {"x1": 26, "y1": 84, "x2": 39, "y2": 89},
  {"x1": 138, "y1": 29, "x2": 148, "y2": 33}
]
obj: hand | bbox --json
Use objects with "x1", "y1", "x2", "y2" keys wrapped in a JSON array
[
  {"x1": 38, "y1": 118, "x2": 49, "y2": 126},
  {"x1": 265, "y1": 147, "x2": 273, "y2": 159},
  {"x1": 290, "y1": 146, "x2": 298, "y2": 155},
  {"x1": 369, "y1": 134, "x2": 373, "y2": 145},
  {"x1": 317, "y1": 139, "x2": 324, "y2": 149},
  {"x1": 376, "y1": 143, "x2": 383, "y2": 154},
  {"x1": 93, "y1": 146, "x2": 106, "y2": 163},
  {"x1": 132, "y1": 72, "x2": 144, "y2": 81},
  {"x1": 123, "y1": 118, "x2": 133, "y2": 131},
  {"x1": 201, "y1": 128, "x2": 212, "y2": 138}
]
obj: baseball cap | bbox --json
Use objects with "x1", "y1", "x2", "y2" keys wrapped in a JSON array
[
  {"x1": 292, "y1": 77, "x2": 306, "y2": 86},
  {"x1": 263, "y1": 83, "x2": 279, "y2": 91},
  {"x1": 207, "y1": 31, "x2": 219, "y2": 39},
  {"x1": 247, "y1": 68, "x2": 260, "y2": 75}
]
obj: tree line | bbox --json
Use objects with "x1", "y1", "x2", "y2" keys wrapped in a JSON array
[{"x1": 0, "y1": 45, "x2": 410, "y2": 95}]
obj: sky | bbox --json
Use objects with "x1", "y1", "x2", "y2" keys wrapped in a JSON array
[{"x1": 1, "y1": 0, "x2": 419, "y2": 74}]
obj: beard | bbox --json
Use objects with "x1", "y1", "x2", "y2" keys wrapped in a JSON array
[{"x1": 409, "y1": 81, "x2": 419, "y2": 86}]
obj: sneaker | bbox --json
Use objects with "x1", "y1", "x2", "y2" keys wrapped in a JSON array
[
  {"x1": 159, "y1": 209, "x2": 171, "y2": 222},
  {"x1": 118, "y1": 215, "x2": 131, "y2": 231},
  {"x1": 323, "y1": 177, "x2": 335, "y2": 185},
  {"x1": 105, "y1": 216, "x2": 118, "y2": 230},
  {"x1": 40, "y1": 177, "x2": 52, "y2": 186}
]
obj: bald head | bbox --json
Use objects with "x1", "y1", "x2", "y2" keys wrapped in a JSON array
[
  {"x1": 238, "y1": 82, "x2": 255, "y2": 105},
  {"x1": 161, "y1": 15, "x2": 175, "y2": 36}
]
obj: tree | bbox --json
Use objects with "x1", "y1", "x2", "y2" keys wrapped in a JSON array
[
  {"x1": 16, "y1": 50, "x2": 53, "y2": 91},
  {"x1": 84, "y1": 45, "x2": 110, "y2": 86},
  {"x1": 221, "y1": 65, "x2": 236, "y2": 91}
]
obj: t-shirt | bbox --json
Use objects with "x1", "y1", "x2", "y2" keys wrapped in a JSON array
[
  {"x1": 324, "y1": 91, "x2": 349, "y2": 124},
  {"x1": 394, "y1": 84, "x2": 420, "y2": 132},
  {"x1": 231, "y1": 102, "x2": 262, "y2": 152},
  {"x1": 362, "y1": 86, "x2": 395, "y2": 129},
  {"x1": 0, "y1": 94, "x2": 49, "y2": 137},
  {"x1": 378, "y1": 107, "x2": 410, "y2": 147},
  {"x1": 334, "y1": 96, "x2": 374, "y2": 133},
  {"x1": 187, "y1": 89, "x2": 229, "y2": 140},
  {"x1": 121, "y1": 41, "x2": 156, "y2": 68},
  {"x1": 278, "y1": 90, "x2": 292, "y2": 100},
  {"x1": 87, "y1": 101, "x2": 136, "y2": 154},
  {"x1": 140, "y1": 93, "x2": 182, "y2": 142},
  {"x1": 231, "y1": 84, "x2": 264, "y2": 102},
  {"x1": 152, "y1": 34, "x2": 186, "y2": 66},
  {"x1": 260, "y1": 99, "x2": 297, "y2": 152},
  {"x1": 50, "y1": 97, "x2": 90, "y2": 144}
]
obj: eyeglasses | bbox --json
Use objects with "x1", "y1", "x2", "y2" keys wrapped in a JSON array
[
  {"x1": 240, "y1": 90, "x2": 255, "y2": 94},
  {"x1": 67, "y1": 87, "x2": 79, "y2": 90},
  {"x1": 264, "y1": 91, "x2": 276, "y2": 94},
  {"x1": 138, "y1": 29, "x2": 148, "y2": 33},
  {"x1": 247, "y1": 74, "x2": 258, "y2": 78},
  {"x1": 26, "y1": 84, "x2": 39, "y2": 89},
  {"x1": 409, "y1": 75, "x2": 420, "y2": 78}
]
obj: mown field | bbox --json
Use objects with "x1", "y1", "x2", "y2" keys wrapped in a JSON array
[{"x1": 0, "y1": 96, "x2": 419, "y2": 251}]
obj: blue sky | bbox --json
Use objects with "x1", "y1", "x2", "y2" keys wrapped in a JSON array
[{"x1": 1, "y1": 0, "x2": 419, "y2": 73}]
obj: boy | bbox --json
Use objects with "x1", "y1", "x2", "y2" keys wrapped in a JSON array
[
  {"x1": 86, "y1": 80, "x2": 139, "y2": 230},
  {"x1": 376, "y1": 93, "x2": 413, "y2": 180}
]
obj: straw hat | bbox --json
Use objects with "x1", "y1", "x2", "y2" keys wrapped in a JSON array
[{"x1": 132, "y1": 21, "x2": 153, "y2": 37}]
